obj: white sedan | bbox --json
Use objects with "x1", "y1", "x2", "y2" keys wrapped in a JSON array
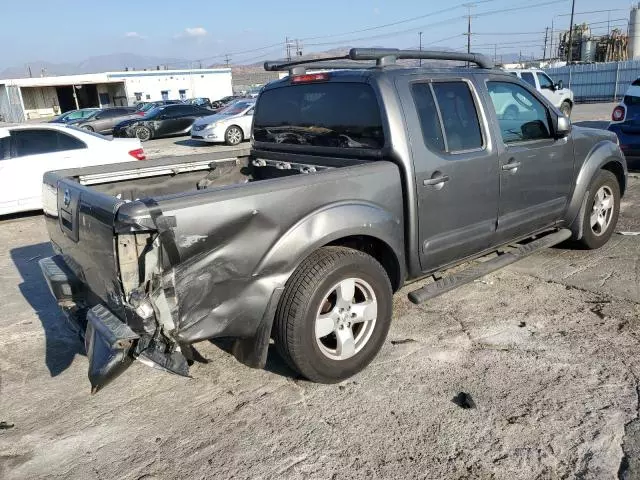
[
  {"x1": 191, "y1": 99, "x2": 255, "y2": 145},
  {"x1": 0, "y1": 123, "x2": 145, "y2": 215}
]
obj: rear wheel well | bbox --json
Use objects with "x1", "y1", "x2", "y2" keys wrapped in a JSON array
[
  {"x1": 327, "y1": 235, "x2": 402, "y2": 292},
  {"x1": 602, "y1": 161, "x2": 626, "y2": 196}
]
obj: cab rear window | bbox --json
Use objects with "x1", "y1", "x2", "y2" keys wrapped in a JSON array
[{"x1": 253, "y1": 83, "x2": 384, "y2": 149}]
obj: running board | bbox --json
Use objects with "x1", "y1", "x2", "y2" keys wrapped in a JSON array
[{"x1": 408, "y1": 228, "x2": 572, "y2": 305}]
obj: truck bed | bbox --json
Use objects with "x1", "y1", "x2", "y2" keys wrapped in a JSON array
[{"x1": 42, "y1": 149, "x2": 404, "y2": 358}]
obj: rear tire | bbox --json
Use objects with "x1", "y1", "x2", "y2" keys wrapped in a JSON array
[
  {"x1": 560, "y1": 101, "x2": 572, "y2": 118},
  {"x1": 225, "y1": 125, "x2": 243, "y2": 146},
  {"x1": 82, "y1": 125, "x2": 94, "y2": 132},
  {"x1": 577, "y1": 170, "x2": 620, "y2": 249},
  {"x1": 273, "y1": 246, "x2": 392, "y2": 383},
  {"x1": 135, "y1": 126, "x2": 152, "y2": 142}
]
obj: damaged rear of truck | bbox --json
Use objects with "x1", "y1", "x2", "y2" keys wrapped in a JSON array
[{"x1": 40, "y1": 146, "x2": 405, "y2": 392}]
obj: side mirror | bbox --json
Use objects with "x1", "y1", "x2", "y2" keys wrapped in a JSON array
[
  {"x1": 555, "y1": 80, "x2": 563, "y2": 90},
  {"x1": 555, "y1": 113, "x2": 571, "y2": 138}
]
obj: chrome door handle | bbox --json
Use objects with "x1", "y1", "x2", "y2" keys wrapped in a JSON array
[
  {"x1": 502, "y1": 162, "x2": 521, "y2": 171},
  {"x1": 423, "y1": 175, "x2": 450, "y2": 186}
]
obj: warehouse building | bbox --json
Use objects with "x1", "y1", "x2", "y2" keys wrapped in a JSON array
[{"x1": 0, "y1": 68, "x2": 232, "y2": 123}]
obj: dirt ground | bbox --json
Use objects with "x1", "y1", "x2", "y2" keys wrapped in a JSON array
[{"x1": 1, "y1": 105, "x2": 640, "y2": 479}]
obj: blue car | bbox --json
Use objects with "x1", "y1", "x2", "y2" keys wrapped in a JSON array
[{"x1": 608, "y1": 80, "x2": 640, "y2": 164}]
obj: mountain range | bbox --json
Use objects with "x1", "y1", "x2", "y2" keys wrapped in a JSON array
[{"x1": 1, "y1": 49, "x2": 525, "y2": 79}]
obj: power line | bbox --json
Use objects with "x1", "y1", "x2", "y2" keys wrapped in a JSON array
[{"x1": 298, "y1": 0, "x2": 500, "y2": 42}]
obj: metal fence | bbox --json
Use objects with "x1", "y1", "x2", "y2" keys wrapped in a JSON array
[{"x1": 544, "y1": 60, "x2": 640, "y2": 103}]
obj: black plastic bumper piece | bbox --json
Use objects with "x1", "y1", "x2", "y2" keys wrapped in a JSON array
[
  {"x1": 85, "y1": 305, "x2": 140, "y2": 394},
  {"x1": 38, "y1": 255, "x2": 84, "y2": 306},
  {"x1": 408, "y1": 228, "x2": 572, "y2": 305}
]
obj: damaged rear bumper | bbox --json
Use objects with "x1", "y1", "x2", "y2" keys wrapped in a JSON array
[{"x1": 39, "y1": 255, "x2": 189, "y2": 393}]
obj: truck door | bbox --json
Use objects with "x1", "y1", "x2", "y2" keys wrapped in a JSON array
[
  {"x1": 536, "y1": 72, "x2": 562, "y2": 108},
  {"x1": 398, "y1": 78, "x2": 500, "y2": 272},
  {"x1": 483, "y1": 78, "x2": 574, "y2": 242}
]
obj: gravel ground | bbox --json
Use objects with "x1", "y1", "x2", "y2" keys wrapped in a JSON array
[{"x1": 0, "y1": 105, "x2": 639, "y2": 480}]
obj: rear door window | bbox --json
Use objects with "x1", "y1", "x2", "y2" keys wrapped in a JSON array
[
  {"x1": 254, "y1": 82, "x2": 384, "y2": 149},
  {"x1": 411, "y1": 81, "x2": 484, "y2": 153},
  {"x1": 10, "y1": 129, "x2": 86, "y2": 157},
  {"x1": 520, "y1": 72, "x2": 536, "y2": 87}
]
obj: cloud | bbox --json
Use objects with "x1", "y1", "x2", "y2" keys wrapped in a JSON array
[
  {"x1": 175, "y1": 27, "x2": 208, "y2": 39},
  {"x1": 124, "y1": 31, "x2": 145, "y2": 39}
]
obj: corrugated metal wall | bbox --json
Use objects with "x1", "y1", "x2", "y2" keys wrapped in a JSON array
[
  {"x1": 0, "y1": 85, "x2": 25, "y2": 123},
  {"x1": 545, "y1": 60, "x2": 640, "y2": 102}
]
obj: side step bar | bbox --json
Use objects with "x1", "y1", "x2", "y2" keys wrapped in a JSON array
[{"x1": 408, "y1": 228, "x2": 572, "y2": 305}]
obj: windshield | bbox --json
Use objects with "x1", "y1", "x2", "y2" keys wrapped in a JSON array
[
  {"x1": 253, "y1": 82, "x2": 384, "y2": 149},
  {"x1": 138, "y1": 103, "x2": 157, "y2": 112},
  {"x1": 217, "y1": 101, "x2": 253, "y2": 115},
  {"x1": 144, "y1": 106, "x2": 166, "y2": 118}
]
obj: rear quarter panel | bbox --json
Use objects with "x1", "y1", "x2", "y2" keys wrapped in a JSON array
[{"x1": 118, "y1": 160, "x2": 405, "y2": 343}]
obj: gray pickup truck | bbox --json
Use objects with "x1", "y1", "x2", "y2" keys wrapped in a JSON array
[{"x1": 40, "y1": 49, "x2": 627, "y2": 393}]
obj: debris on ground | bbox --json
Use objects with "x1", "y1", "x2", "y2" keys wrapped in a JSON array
[
  {"x1": 451, "y1": 392, "x2": 476, "y2": 409},
  {"x1": 391, "y1": 339, "x2": 417, "y2": 345},
  {"x1": 0, "y1": 421, "x2": 14, "y2": 430}
]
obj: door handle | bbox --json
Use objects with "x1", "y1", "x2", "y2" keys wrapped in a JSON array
[
  {"x1": 423, "y1": 175, "x2": 450, "y2": 186},
  {"x1": 502, "y1": 161, "x2": 521, "y2": 171}
]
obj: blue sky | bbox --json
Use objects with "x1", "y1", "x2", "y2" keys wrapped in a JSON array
[{"x1": 0, "y1": 0, "x2": 633, "y2": 68}]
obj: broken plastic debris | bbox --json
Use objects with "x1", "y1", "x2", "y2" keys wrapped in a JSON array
[
  {"x1": 451, "y1": 392, "x2": 476, "y2": 409},
  {"x1": 616, "y1": 231, "x2": 640, "y2": 236},
  {"x1": 0, "y1": 421, "x2": 15, "y2": 429},
  {"x1": 474, "y1": 279, "x2": 494, "y2": 285}
]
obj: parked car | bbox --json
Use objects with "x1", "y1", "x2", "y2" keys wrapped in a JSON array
[
  {"x1": 38, "y1": 48, "x2": 626, "y2": 393},
  {"x1": 49, "y1": 108, "x2": 100, "y2": 124},
  {"x1": 608, "y1": 78, "x2": 640, "y2": 162},
  {"x1": 69, "y1": 107, "x2": 139, "y2": 134},
  {"x1": 506, "y1": 68, "x2": 574, "y2": 117},
  {"x1": 113, "y1": 104, "x2": 212, "y2": 141},
  {"x1": 184, "y1": 97, "x2": 212, "y2": 108},
  {"x1": 0, "y1": 124, "x2": 145, "y2": 215},
  {"x1": 211, "y1": 95, "x2": 242, "y2": 110},
  {"x1": 191, "y1": 99, "x2": 255, "y2": 145},
  {"x1": 135, "y1": 100, "x2": 182, "y2": 113}
]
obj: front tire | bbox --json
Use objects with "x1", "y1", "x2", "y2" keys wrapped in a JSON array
[
  {"x1": 577, "y1": 170, "x2": 620, "y2": 249},
  {"x1": 135, "y1": 126, "x2": 152, "y2": 142},
  {"x1": 560, "y1": 101, "x2": 572, "y2": 118},
  {"x1": 225, "y1": 125, "x2": 243, "y2": 146},
  {"x1": 274, "y1": 246, "x2": 392, "y2": 383}
]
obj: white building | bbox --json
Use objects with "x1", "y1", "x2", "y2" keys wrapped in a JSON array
[{"x1": 0, "y1": 68, "x2": 232, "y2": 122}]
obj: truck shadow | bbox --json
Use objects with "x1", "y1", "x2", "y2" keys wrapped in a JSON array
[
  {"x1": 208, "y1": 339, "x2": 301, "y2": 380},
  {"x1": 10, "y1": 242, "x2": 85, "y2": 377}
]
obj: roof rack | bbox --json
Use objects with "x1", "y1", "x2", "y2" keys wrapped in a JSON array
[{"x1": 264, "y1": 47, "x2": 494, "y2": 74}]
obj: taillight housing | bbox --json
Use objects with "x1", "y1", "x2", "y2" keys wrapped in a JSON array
[
  {"x1": 128, "y1": 148, "x2": 146, "y2": 160},
  {"x1": 612, "y1": 105, "x2": 626, "y2": 122}
]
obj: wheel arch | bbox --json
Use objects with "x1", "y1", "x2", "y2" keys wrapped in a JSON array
[
  {"x1": 253, "y1": 201, "x2": 406, "y2": 292},
  {"x1": 565, "y1": 140, "x2": 627, "y2": 235}
]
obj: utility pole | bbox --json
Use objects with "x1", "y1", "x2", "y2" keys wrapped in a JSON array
[
  {"x1": 285, "y1": 36, "x2": 293, "y2": 61},
  {"x1": 494, "y1": 44, "x2": 497, "y2": 64},
  {"x1": 463, "y1": 3, "x2": 475, "y2": 66},
  {"x1": 224, "y1": 54, "x2": 230, "y2": 67},
  {"x1": 27, "y1": 65, "x2": 32, "y2": 78},
  {"x1": 295, "y1": 39, "x2": 303, "y2": 57},
  {"x1": 543, "y1": 27, "x2": 549, "y2": 61},
  {"x1": 419, "y1": 32, "x2": 423, "y2": 66},
  {"x1": 566, "y1": 0, "x2": 576, "y2": 63}
]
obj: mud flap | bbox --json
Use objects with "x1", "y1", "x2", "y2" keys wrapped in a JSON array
[
  {"x1": 85, "y1": 305, "x2": 139, "y2": 394},
  {"x1": 232, "y1": 287, "x2": 284, "y2": 369}
]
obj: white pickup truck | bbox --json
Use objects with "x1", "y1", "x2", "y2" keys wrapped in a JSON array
[{"x1": 506, "y1": 68, "x2": 574, "y2": 117}]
